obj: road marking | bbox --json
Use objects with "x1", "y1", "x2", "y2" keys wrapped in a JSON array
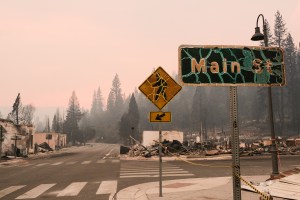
[
  {"x1": 120, "y1": 174, "x2": 194, "y2": 178},
  {"x1": 57, "y1": 182, "x2": 87, "y2": 197},
  {"x1": 121, "y1": 167, "x2": 181, "y2": 171},
  {"x1": 36, "y1": 163, "x2": 49, "y2": 167},
  {"x1": 111, "y1": 160, "x2": 119, "y2": 163},
  {"x1": 66, "y1": 161, "x2": 77, "y2": 165},
  {"x1": 120, "y1": 163, "x2": 195, "y2": 179},
  {"x1": 81, "y1": 161, "x2": 92, "y2": 164},
  {"x1": 96, "y1": 180, "x2": 117, "y2": 194},
  {"x1": 51, "y1": 162, "x2": 63, "y2": 166},
  {"x1": 121, "y1": 171, "x2": 190, "y2": 175},
  {"x1": 103, "y1": 148, "x2": 114, "y2": 159},
  {"x1": 97, "y1": 160, "x2": 106, "y2": 163},
  {"x1": 21, "y1": 164, "x2": 34, "y2": 167},
  {"x1": 121, "y1": 169, "x2": 186, "y2": 172},
  {"x1": 16, "y1": 184, "x2": 56, "y2": 199},
  {"x1": 0, "y1": 185, "x2": 26, "y2": 199}
]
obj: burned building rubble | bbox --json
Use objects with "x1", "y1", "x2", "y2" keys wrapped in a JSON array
[
  {"x1": 0, "y1": 118, "x2": 67, "y2": 158},
  {"x1": 122, "y1": 130, "x2": 300, "y2": 158}
]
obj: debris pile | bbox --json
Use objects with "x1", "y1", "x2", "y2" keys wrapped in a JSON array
[
  {"x1": 122, "y1": 135, "x2": 300, "y2": 158},
  {"x1": 290, "y1": 146, "x2": 300, "y2": 155},
  {"x1": 37, "y1": 142, "x2": 53, "y2": 152}
]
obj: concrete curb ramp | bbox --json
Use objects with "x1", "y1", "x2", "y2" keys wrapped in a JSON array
[{"x1": 116, "y1": 177, "x2": 231, "y2": 200}]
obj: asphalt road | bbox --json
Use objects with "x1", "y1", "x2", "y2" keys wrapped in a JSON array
[
  {"x1": 118, "y1": 154, "x2": 300, "y2": 192},
  {"x1": 0, "y1": 143, "x2": 120, "y2": 200},
  {"x1": 1, "y1": 143, "x2": 299, "y2": 200}
]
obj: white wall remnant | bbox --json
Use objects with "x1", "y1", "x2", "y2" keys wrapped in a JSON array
[{"x1": 142, "y1": 131, "x2": 183, "y2": 147}]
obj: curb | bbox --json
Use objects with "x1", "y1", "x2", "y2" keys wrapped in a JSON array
[{"x1": 116, "y1": 177, "x2": 232, "y2": 200}]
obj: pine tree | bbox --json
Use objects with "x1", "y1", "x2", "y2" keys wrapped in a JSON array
[
  {"x1": 128, "y1": 94, "x2": 139, "y2": 137},
  {"x1": 112, "y1": 74, "x2": 124, "y2": 112},
  {"x1": 285, "y1": 33, "x2": 297, "y2": 131},
  {"x1": 273, "y1": 10, "x2": 288, "y2": 134},
  {"x1": 119, "y1": 113, "x2": 130, "y2": 144},
  {"x1": 118, "y1": 93, "x2": 140, "y2": 144},
  {"x1": 106, "y1": 74, "x2": 124, "y2": 113},
  {"x1": 190, "y1": 87, "x2": 207, "y2": 140},
  {"x1": 96, "y1": 87, "x2": 104, "y2": 112},
  {"x1": 7, "y1": 93, "x2": 23, "y2": 125},
  {"x1": 64, "y1": 91, "x2": 82, "y2": 145},
  {"x1": 273, "y1": 10, "x2": 287, "y2": 48},
  {"x1": 91, "y1": 87, "x2": 104, "y2": 116},
  {"x1": 52, "y1": 109, "x2": 62, "y2": 133},
  {"x1": 260, "y1": 19, "x2": 275, "y2": 46},
  {"x1": 106, "y1": 91, "x2": 115, "y2": 112},
  {"x1": 285, "y1": 33, "x2": 296, "y2": 75},
  {"x1": 91, "y1": 90, "x2": 97, "y2": 116},
  {"x1": 44, "y1": 117, "x2": 51, "y2": 132}
]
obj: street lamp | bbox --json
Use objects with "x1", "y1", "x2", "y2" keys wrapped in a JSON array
[{"x1": 251, "y1": 14, "x2": 279, "y2": 178}]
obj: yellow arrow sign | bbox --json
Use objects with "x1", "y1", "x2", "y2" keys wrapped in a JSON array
[{"x1": 149, "y1": 112, "x2": 171, "y2": 122}]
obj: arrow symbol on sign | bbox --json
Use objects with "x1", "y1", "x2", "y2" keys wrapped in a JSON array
[{"x1": 155, "y1": 113, "x2": 166, "y2": 121}]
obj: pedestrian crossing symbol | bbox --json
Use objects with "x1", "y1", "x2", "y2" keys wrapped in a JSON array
[{"x1": 139, "y1": 67, "x2": 182, "y2": 110}]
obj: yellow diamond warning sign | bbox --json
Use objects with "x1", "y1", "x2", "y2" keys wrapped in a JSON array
[
  {"x1": 139, "y1": 67, "x2": 182, "y2": 110},
  {"x1": 150, "y1": 112, "x2": 171, "y2": 122}
]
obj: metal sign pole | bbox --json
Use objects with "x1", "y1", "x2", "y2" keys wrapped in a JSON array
[
  {"x1": 230, "y1": 86, "x2": 241, "y2": 200},
  {"x1": 159, "y1": 124, "x2": 163, "y2": 197}
]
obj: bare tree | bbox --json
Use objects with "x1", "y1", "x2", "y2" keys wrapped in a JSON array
[{"x1": 22, "y1": 104, "x2": 36, "y2": 125}]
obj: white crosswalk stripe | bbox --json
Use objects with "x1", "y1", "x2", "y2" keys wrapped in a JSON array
[
  {"x1": 96, "y1": 180, "x2": 117, "y2": 194},
  {"x1": 0, "y1": 185, "x2": 25, "y2": 199},
  {"x1": 16, "y1": 184, "x2": 56, "y2": 199},
  {"x1": 120, "y1": 162, "x2": 194, "y2": 178},
  {"x1": 81, "y1": 161, "x2": 92, "y2": 164},
  {"x1": 57, "y1": 182, "x2": 87, "y2": 197},
  {"x1": 1, "y1": 159, "x2": 120, "y2": 168},
  {"x1": 66, "y1": 161, "x2": 77, "y2": 165},
  {"x1": 36, "y1": 163, "x2": 49, "y2": 167},
  {"x1": 51, "y1": 162, "x2": 63, "y2": 166},
  {"x1": 0, "y1": 180, "x2": 119, "y2": 199}
]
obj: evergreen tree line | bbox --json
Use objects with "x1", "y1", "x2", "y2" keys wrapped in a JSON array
[{"x1": 50, "y1": 11, "x2": 300, "y2": 145}]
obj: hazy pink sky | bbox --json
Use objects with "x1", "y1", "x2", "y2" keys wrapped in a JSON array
[{"x1": 1, "y1": 0, "x2": 299, "y2": 111}]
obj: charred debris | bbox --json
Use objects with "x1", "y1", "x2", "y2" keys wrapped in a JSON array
[{"x1": 120, "y1": 134, "x2": 300, "y2": 158}]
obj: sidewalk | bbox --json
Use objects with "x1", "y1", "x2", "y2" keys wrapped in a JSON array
[
  {"x1": 116, "y1": 176, "x2": 284, "y2": 200},
  {"x1": 0, "y1": 145, "x2": 93, "y2": 165}
]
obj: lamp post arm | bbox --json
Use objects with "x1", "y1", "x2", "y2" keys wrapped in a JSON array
[
  {"x1": 256, "y1": 14, "x2": 265, "y2": 27},
  {"x1": 256, "y1": 14, "x2": 268, "y2": 47}
]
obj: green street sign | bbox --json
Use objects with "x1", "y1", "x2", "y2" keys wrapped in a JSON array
[{"x1": 179, "y1": 45, "x2": 286, "y2": 86}]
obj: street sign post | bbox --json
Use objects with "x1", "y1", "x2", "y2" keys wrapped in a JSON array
[
  {"x1": 139, "y1": 67, "x2": 182, "y2": 110},
  {"x1": 179, "y1": 45, "x2": 285, "y2": 86},
  {"x1": 150, "y1": 112, "x2": 171, "y2": 122},
  {"x1": 139, "y1": 67, "x2": 182, "y2": 197},
  {"x1": 178, "y1": 45, "x2": 286, "y2": 200},
  {"x1": 11, "y1": 134, "x2": 21, "y2": 158}
]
